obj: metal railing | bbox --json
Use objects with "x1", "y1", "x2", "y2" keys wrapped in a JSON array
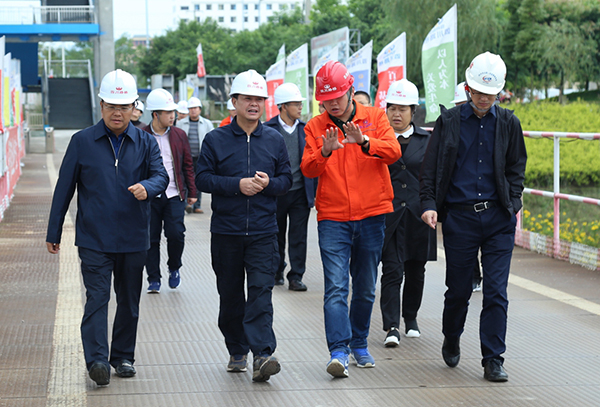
[
  {"x1": 25, "y1": 112, "x2": 44, "y2": 130},
  {"x1": 41, "y1": 60, "x2": 92, "y2": 79},
  {"x1": 0, "y1": 6, "x2": 96, "y2": 25}
]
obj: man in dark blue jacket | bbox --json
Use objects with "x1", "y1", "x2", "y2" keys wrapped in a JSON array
[
  {"x1": 420, "y1": 53, "x2": 526, "y2": 382},
  {"x1": 264, "y1": 83, "x2": 316, "y2": 291},
  {"x1": 196, "y1": 69, "x2": 292, "y2": 382},
  {"x1": 46, "y1": 69, "x2": 168, "y2": 386}
]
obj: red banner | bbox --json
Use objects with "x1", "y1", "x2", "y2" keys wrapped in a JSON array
[
  {"x1": 375, "y1": 66, "x2": 404, "y2": 109},
  {"x1": 196, "y1": 43, "x2": 206, "y2": 78}
]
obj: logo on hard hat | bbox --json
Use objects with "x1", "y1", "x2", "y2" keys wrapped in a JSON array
[
  {"x1": 248, "y1": 81, "x2": 264, "y2": 89},
  {"x1": 479, "y1": 72, "x2": 498, "y2": 83},
  {"x1": 116, "y1": 87, "x2": 122, "y2": 91},
  {"x1": 321, "y1": 84, "x2": 337, "y2": 93}
]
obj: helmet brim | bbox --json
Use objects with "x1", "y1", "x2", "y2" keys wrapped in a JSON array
[{"x1": 100, "y1": 95, "x2": 139, "y2": 105}]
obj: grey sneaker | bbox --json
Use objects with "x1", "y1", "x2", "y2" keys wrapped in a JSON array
[
  {"x1": 252, "y1": 355, "x2": 281, "y2": 382},
  {"x1": 227, "y1": 354, "x2": 247, "y2": 372}
]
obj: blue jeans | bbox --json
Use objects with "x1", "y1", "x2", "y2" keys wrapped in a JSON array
[{"x1": 318, "y1": 215, "x2": 385, "y2": 354}]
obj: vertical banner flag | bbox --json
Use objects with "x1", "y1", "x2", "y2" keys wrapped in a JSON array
[
  {"x1": 0, "y1": 36, "x2": 4, "y2": 131},
  {"x1": 3, "y1": 53, "x2": 11, "y2": 129},
  {"x1": 346, "y1": 40, "x2": 373, "y2": 95},
  {"x1": 285, "y1": 43, "x2": 309, "y2": 116},
  {"x1": 265, "y1": 45, "x2": 286, "y2": 121},
  {"x1": 310, "y1": 27, "x2": 349, "y2": 73},
  {"x1": 375, "y1": 33, "x2": 406, "y2": 109},
  {"x1": 311, "y1": 45, "x2": 338, "y2": 117},
  {"x1": 421, "y1": 4, "x2": 457, "y2": 122},
  {"x1": 196, "y1": 43, "x2": 206, "y2": 78}
]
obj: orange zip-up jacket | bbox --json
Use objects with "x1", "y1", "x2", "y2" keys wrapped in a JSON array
[{"x1": 301, "y1": 101, "x2": 402, "y2": 222}]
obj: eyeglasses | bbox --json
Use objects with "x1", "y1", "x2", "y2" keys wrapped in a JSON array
[
  {"x1": 286, "y1": 102, "x2": 304, "y2": 108},
  {"x1": 470, "y1": 89, "x2": 497, "y2": 99},
  {"x1": 102, "y1": 104, "x2": 134, "y2": 112}
]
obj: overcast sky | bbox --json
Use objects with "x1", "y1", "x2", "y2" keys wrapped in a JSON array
[{"x1": 113, "y1": 0, "x2": 177, "y2": 39}]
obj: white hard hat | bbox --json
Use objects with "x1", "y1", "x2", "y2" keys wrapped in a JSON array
[
  {"x1": 465, "y1": 52, "x2": 506, "y2": 95},
  {"x1": 177, "y1": 100, "x2": 189, "y2": 114},
  {"x1": 98, "y1": 69, "x2": 139, "y2": 104},
  {"x1": 188, "y1": 97, "x2": 202, "y2": 108},
  {"x1": 145, "y1": 88, "x2": 178, "y2": 111},
  {"x1": 451, "y1": 82, "x2": 467, "y2": 104},
  {"x1": 274, "y1": 83, "x2": 305, "y2": 105},
  {"x1": 226, "y1": 98, "x2": 234, "y2": 110},
  {"x1": 229, "y1": 69, "x2": 268, "y2": 98},
  {"x1": 135, "y1": 100, "x2": 145, "y2": 112},
  {"x1": 385, "y1": 79, "x2": 419, "y2": 106}
]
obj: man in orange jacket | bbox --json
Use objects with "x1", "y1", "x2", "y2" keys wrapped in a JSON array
[{"x1": 301, "y1": 61, "x2": 402, "y2": 378}]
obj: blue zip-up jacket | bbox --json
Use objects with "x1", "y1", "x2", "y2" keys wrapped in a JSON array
[
  {"x1": 46, "y1": 120, "x2": 169, "y2": 252},
  {"x1": 263, "y1": 115, "x2": 317, "y2": 208},
  {"x1": 196, "y1": 117, "x2": 293, "y2": 235}
]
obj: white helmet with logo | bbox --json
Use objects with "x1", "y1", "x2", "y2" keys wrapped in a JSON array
[
  {"x1": 135, "y1": 100, "x2": 145, "y2": 113},
  {"x1": 98, "y1": 69, "x2": 139, "y2": 104},
  {"x1": 145, "y1": 88, "x2": 179, "y2": 111},
  {"x1": 385, "y1": 79, "x2": 419, "y2": 106},
  {"x1": 229, "y1": 69, "x2": 268, "y2": 98},
  {"x1": 177, "y1": 100, "x2": 189, "y2": 114},
  {"x1": 274, "y1": 83, "x2": 305, "y2": 105},
  {"x1": 451, "y1": 82, "x2": 468, "y2": 104},
  {"x1": 465, "y1": 52, "x2": 506, "y2": 95},
  {"x1": 226, "y1": 98, "x2": 234, "y2": 110},
  {"x1": 187, "y1": 97, "x2": 202, "y2": 109}
]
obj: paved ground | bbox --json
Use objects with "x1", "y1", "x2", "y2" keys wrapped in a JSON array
[{"x1": 1, "y1": 130, "x2": 600, "y2": 406}]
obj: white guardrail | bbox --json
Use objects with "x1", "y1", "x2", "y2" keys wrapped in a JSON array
[{"x1": 0, "y1": 6, "x2": 96, "y2": 25}]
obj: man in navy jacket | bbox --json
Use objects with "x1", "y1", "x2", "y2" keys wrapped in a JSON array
[
  {"x1": 46, "y1": 70, "x2": 168, "y2": 386},
  {"x1": 196, "y1": 70, "x2": 292, "y2": 382},
  {"x1": 264, "y1": 83, "x2": 316, "y2": 291}
]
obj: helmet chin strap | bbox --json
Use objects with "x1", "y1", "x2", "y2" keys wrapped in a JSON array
[{"x1": 466, "y1": 87, "x2": 490, "y2": 116}]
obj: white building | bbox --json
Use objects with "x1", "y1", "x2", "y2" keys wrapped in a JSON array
[{"x1": 176, "y1": 0, "x2": 304, "y2": 32}]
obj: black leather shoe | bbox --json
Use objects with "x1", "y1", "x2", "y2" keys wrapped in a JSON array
[
  {"x1": 289, "y1": 280, "x2": 307, "y2": 291},
  {"x1": 484, "y1": 358, "x2": 509, "y2": 382},
  {"x1": 89, "y1": 361, "x2": 110, "y2": 386},
  {"x1": 442, "y1": 337, "x2": 460, "y2": 368},
  {"x1": 114, "y1": 359, "x2": 136, "y2": 378},
  {"x1": 274, "y1": 274, "x2": 284, "y2": 286}
]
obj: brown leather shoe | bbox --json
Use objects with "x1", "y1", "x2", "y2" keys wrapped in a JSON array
[{"x1": 194, "y1": 208, "x2": 204, "y2": 214}]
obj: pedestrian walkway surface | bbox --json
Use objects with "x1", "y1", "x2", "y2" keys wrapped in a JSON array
[{"x1": 1, "y1": 130, "x2": 600, "y2": 406}]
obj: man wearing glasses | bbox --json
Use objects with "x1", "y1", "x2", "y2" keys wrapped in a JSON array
[
  {"x1": 420, "y1": 52, "x2": 527, "y2": 382},
  {"x1": 46, "y1": 69, "x2": 168, "y2": 386},
  {"x1": 264, "y1": 83, "x2": 316, "y2": 291}
]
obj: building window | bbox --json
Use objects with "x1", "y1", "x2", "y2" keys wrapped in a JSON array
[
  {"x1": 255, "y1": 16, "x2": 259, "y2": 22},
  {"x1": 231, "y1": 16, "x2": 236, "y2": 22},
  {"x1": 266, "y1": 4, "x2": 272, "y2": 10},
  {"x1": 231, "y1": 4, "x2": 236, "y2": 10},
  {"x1": 291, "y1": 3, "x2": 296, "y2": 8},
  {"x1": 255, "y1": 4, "x2": 259, "y2": 10},
  {"x1": 182, "y1": 18, "x2": 189, "y2": 22},
  {"x1": 244, "y1": 4, "x2": 248, "y2": 9},
  {"x1": 244, "y1": 16, "x2": 248, "y2": 22},
  {"x1": 194, "y1": 4, "x2": 199, "y2": 10},
  {"x1": 218, "y1": 16, "x2": 224, "y2": 22},
  {"x1": 206, "y1": 4, "x2": 212, "y2": 10},
  {"x1": 196, "y1": 16, "x2": 201, "y2": 22},
  {"x1": 218, "y1": 4, "x2": 224, "y2": 10},
  {"x1": 181, "y1": 5, "x2": 189, "y2": 10}
]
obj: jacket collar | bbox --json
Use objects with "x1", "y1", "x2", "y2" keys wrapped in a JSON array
[
  {"x1": 230, "y1": 116, "x2": 265, "y2": 137},
  {"x1": 94, "y1": 119, "x2": 139, "y2": 142}
]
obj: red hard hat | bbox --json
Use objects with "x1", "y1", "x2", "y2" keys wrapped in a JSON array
[{"x1": 315, "y1": 61, "x2": 354, "y2": 101}]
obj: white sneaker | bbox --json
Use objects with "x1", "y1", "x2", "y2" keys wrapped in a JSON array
[
  {"x1": 384, "y1": 328, "x2": 400, "y2": 347},
  {"x1": 473, "y1": 283, "x2": 482, "y2": 292},
  {"x1": 406, "y1": 329, "x2": 421, "y2": 338}
]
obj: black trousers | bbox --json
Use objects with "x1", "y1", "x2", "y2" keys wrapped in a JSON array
[
  {"x1": 380, "y1": 227, "x2": 426, "y2": 330},
  {"x1": 211, "y1": 233, "x2": 279, "y2": 357},
  {"x1": 275, "y1": 188, "x2": 310, "y2": 282},
  {"x1": 78, "y1": 247, "x2": 145, "y2": 370}
]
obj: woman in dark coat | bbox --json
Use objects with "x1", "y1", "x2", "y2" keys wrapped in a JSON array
[{"x1": 380, "y1": 79, "x2": 437, "y2": 347}]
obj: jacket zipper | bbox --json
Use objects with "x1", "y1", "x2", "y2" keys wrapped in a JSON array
[
  {"x1": 246, "y1": 134, "x2": 251, "y2": 235},
  {"x1": 169, "y1": 135, "x2": 183, "y2": 201}
]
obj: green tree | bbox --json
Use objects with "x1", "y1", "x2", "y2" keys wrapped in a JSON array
[{"x1": 115, "y1": 36, "x2": 146, "y2": 85}]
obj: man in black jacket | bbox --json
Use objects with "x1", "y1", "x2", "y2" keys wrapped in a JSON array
[{"x1": 420, "y1": 52, "x2": 527, "y2": 382}]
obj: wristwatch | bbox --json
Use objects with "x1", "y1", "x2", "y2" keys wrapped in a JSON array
[{"x1": 358, "y1": 135, "x2": 369, "y2": 146}]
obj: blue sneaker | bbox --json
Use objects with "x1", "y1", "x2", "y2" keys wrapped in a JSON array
[
  {"x1": 169, "y1": 269, "x2": 180, "y2": 289},
  {"x1": 326, "y1": 351, "x2": 349, "y2": 378},
  {"x1": 147, "y1": 281, "x2": 161, "y2": 293},
  {"x1": 351, "y1": 347, "x2": 375, "y2": 368}
]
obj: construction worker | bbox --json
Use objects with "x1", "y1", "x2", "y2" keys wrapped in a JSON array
[
  {"x1": 131, "y1": 100, "x2": 147, "y2": 129},
  {"x1": 176, "y1": 96, "x2": 214, "y2": 214},
  {"x1": 219, "y1": 98, "x2": 236, "y2": 127},
  {"x1": 175, "y1": 100, "x2": 189, "y2": 125},
  {"x1": 420, "y1": 52, "x2": 527, "y2": 382},
  {"x1": 143, "y1": 89, "x2": 197, "y2": 293},
  {"x1": 354, "y1": 90, "x2": 371, "y2": 107},
  {"x1": 196, "y1": 69, "x2": 292, "y2": 382},
  {"x1": 264, "y1": 83, "x2": 316, "y2": 291},
  {"x1": 46, "y1": 69, "x2": 168, "y2": 386},
  {"x1": 380, "y1": 79, "x2": 436, "y2": 348},
  {"x1": 301, "y1": 61, "x2": 401, "y2": 378}
]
